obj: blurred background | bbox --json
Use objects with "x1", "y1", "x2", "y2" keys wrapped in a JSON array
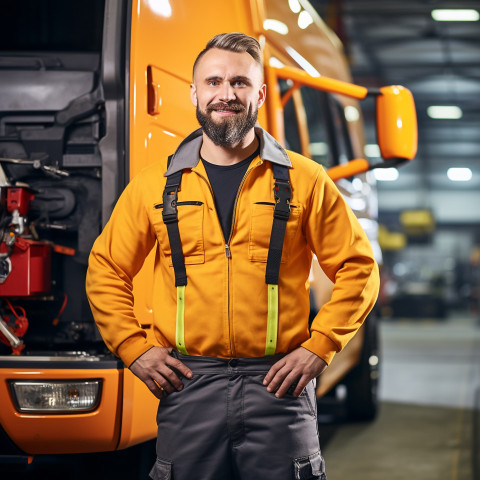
[{"x1": 309, "y1": 1, "x2": 480, "y2": 479}]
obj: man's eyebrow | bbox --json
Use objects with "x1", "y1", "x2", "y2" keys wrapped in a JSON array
[
  {"x1": 231, "y1": 75, "x2": 252, "y2": 85},
  {"x1": 205, "y1": 76, "x2": 222, "y2": 82}
]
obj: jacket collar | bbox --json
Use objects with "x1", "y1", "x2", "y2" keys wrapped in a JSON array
[{"x1": 164, "y1": 126, "x2": 292, "y2": 176}]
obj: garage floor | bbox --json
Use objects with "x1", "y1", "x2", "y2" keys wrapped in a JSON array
[{"x1": 322, "y1": 313, "x2": 480, "y2": 480}]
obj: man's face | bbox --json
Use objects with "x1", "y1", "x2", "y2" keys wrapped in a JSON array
[{"x1": 191, "y1": 48, "x2": 266, "y2": 148}]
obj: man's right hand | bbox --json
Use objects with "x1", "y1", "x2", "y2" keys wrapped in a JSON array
[{"x1": 129, "y1": 346, "x2": 193, "y2": 399}]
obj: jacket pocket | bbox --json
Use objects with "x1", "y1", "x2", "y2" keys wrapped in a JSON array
[
  {"x1": 248, "y1": 202, "x2": 301, "y2": 263},
  {"x1": 149, "y1": 457, "x2": 172, "y2": 480},
  {"x1": 153, "y1": 201, "x2": 205, "y2": 265}
]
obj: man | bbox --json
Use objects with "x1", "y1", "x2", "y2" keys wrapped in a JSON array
[{"x1": 86, "y1": 32, "x2": 379, "y2": 479}]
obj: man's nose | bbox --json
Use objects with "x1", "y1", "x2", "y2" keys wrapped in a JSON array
[{"x1": 219, "y1": 82, "x2": 236, "y2": 102}]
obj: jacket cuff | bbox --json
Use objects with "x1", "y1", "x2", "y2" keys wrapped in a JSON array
[
  {"x1": 117, "y1": 334, "x2": 155, "y2": 367},
  {"x1": 301, "y1": 333, "x2": 339, "y2": 365}
]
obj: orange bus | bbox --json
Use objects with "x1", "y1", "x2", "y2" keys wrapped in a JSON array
[{"x1": 0, "y1": 0, "x2": 416, "y2": 473}]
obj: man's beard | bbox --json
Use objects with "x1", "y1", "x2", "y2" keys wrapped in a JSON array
[{"x1": 196, "y1": 101, "x2": 258, "y2": 148}]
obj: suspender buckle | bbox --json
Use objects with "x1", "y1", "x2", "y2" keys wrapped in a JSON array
[
  {"x1": 162, "y1": 185, "x2": 179, "y2": 224},
  {"x1": 273, "y1": 179, "x2": 291, "y2": 221}
]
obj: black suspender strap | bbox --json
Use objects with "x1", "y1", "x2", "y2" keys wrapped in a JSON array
[
  {"x1": 265, "y1": 164, "x2": 291, "y2": 285},
  {"x1": 162, "y1": 170, "x2": 187, "y2": 287},
  {"x1": 161, "y1": 160, "x2": 290, "y2": 356}
]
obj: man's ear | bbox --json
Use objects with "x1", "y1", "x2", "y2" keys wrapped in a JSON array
[
  {"x1": 257, "y1": 84, "x2": 267, "y2": 108},
  {"x1": 190, "y1": 84, "x2": 198, "y2": 107}
]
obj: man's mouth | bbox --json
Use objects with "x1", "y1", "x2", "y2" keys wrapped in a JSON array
[{"x1": 207, "y1": 103, "x2": 244, "y2": 115}]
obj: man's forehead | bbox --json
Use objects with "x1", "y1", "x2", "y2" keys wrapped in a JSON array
[{"x1": 194, "y1": 48, "x2": 262, "y2": 80}]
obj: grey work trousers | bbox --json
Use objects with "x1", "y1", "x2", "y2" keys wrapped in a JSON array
[{"x1": 149, "y1": 352, "x2": 327, "y2": 480}]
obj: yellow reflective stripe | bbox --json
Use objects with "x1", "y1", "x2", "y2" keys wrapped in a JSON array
[
  {"x1": 175, "y1": 286, "x2": 188, "y2": 355},
  {"x1": 265, "y1": 284, "x2": 278, "y2": 355}
]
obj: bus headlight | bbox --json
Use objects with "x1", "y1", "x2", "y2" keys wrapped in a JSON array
[{"x1": 9, "y1": 380, "x2": 102, "y2": 413}]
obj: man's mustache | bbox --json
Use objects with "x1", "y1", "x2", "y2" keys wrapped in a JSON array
[{"x1": 206, "y1": 102, "x2": 245, "y2": 113}]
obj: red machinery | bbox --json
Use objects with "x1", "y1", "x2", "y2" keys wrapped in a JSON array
[{"x1": 0, "y1": 186, "x2": 51, "y2": 353}]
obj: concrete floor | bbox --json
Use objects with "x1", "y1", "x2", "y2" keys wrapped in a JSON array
[{"x1": 322, "y1": 312, "x2": 480, "y2": 480}]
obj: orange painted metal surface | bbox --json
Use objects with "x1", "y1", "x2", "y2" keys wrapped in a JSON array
[
  {"x1": 270, "y1": 64, "x2": 369, "y2": 100},
  {"x1": 327, "y1": 159, "x2": 371, "y2": 182},
  {"x1": 0, "y1": 367, "x2": 123, "y2": 454},
  {"x1": 117, "y1": 367, "x2": 158, "y2": 449}
]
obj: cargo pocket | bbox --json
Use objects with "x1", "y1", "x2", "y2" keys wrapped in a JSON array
[
  {"x1": 248, "y1": 202, "x2": 301, "y2": 263},
  {"x1": 293, "y1": 451, "x2": 327, "y2": 480},
  {"x1": 149, "y1": 457, "x2": 173, "y2": 480},
  {"x1": 153, "y1": 201, "x2": 205, "y2": 265}
]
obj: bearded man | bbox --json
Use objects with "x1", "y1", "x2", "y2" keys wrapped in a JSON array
[{"x1": 86, "y1": 32, "x2": 379, "y2": 480}]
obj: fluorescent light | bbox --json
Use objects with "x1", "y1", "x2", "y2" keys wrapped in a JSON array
[
  {"x1": 427, "y1": 106, "x2": 463, "y2": 119},
  {"x1": 309, "y1": 142, "x2": 328, "y2": 156},
  {"x1": 352, "y1": 178, "x2": 363, "y2": 191},
  {"x1": 447, "y1": 168, "x2": 472, "y2": 182},
  {"x1": 298, "y1": 10, "x2": 314, "y2": 29},
  {"x1": 431, "y1": 9, "x2": 479, "y2": 22},
  {"x1": 364, "y1": 144, "x2": 381, "y2": 158},
  {"x1": 288, "y1": 0, "x2": 301, "y2": 14},
  {"x1": 285, "y1": 46, "x2": 320, "y2": 77},
  {"x1": 374, "y1": 168, "x2": 399, "y2": 181},
  {"x1": 263, "y1": 19, "x2": 289, "y2": 35},
  {"x1": 344, "y1": 105, "x2": 360, "y2": 122}
]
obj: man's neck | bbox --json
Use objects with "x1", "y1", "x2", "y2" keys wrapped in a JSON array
[{"x1": 200, "y1": 129, "x2": 259, "y2": 166}]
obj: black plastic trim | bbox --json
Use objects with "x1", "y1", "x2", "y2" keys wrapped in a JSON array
[{"x1": 0, "y1": 357, "x2": 123, "y2": 370}]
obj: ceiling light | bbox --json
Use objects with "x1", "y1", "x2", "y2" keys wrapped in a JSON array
[
  {"x1": 431, "y1": 9, "x2": 479, "y2": 22},
  {"x1": 374, "y1": 168, "x2": 399, "y2": 181},
  {"x1": 344, "y1": 105, "x2": 360, "y2": 122},
  {"x1": 364, "y1": 144, "x2": 381, "y2": 158},
  {"x1": 427, "y1": 106, "x2": 463, "y2": 119},
  {"x1": 309, "y1": 142, "x2": 328, "y2": 156},
  {"x1": 447, "y1": 168, "x2": 472, "y2": 182},
  {"x1": 288, "y1": 0, "x2": 302, "y2": 14},
  {"x1": 298, "y1": 10, "x2": 314, "y2": 29},
  {"x1": 263, "y1": 19, "x2": 289, "y2": 35}
]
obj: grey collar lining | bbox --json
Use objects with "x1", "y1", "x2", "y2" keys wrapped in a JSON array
[{"x1": 164, "y1": 126, "x2": 292, "y2": 176}]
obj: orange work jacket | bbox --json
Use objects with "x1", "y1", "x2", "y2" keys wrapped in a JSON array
[{"x1": 86, "y1": 127, "x2": 379, "y2": 367}]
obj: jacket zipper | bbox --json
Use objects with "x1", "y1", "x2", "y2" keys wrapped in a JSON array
[{"x1": 224, "y1": 160, "x2": 263, "y2": 356}]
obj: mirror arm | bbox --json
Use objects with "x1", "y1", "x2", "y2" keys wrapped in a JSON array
[{"x1": 281, "y1": 81, "x2": 301, "y2": 108}]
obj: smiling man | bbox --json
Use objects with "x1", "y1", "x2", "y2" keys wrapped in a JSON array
[{"x1": 86, "y1": 33, "x2": 379, "y2": 480}]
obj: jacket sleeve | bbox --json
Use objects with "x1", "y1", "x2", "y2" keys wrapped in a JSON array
[
  {"x1": 85, "y1": 175, "x2": 157, "y2": 367},
  {"x1": 301, "y1": 167, "x2": 380, "y2": 364}
]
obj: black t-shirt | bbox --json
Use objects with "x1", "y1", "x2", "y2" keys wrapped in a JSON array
[{"x1": 202, "y1": 147, "x2": 259, "y2": 241}]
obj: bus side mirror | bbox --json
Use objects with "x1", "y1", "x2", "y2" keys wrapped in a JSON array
[
  {"x1": 376, "y1": 85, "x2": 417, "y2": 166},
  {"x1": 328, "y1": 85, "x2": 418, "y2": 181},
  {"x1": 265, "y1": 65, "x2": 418, "y2": 181}
]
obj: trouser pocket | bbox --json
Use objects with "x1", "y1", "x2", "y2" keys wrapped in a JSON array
[
  {"x1": 149, "y1": 457, "x2": 173, "y2": 480},
  {"x1": 293, "y1": 451, "x2": 327, "y2": 480}
]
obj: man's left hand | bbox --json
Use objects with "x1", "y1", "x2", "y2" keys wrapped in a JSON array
[{"x1": 263, "y1": 347, "x2": 328, "y2": 398}]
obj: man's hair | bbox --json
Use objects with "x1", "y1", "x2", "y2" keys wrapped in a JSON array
[{"x1": 192, "y1": 32, "x2": 263, "y2": 78}]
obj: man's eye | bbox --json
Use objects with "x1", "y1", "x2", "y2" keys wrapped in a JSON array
[
  {"x1": 208, "y1": 81, "x2": 219, "y2": 86},
  {"x1": 233, "y1": 81, "x2": 246, "y2": 87}
]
